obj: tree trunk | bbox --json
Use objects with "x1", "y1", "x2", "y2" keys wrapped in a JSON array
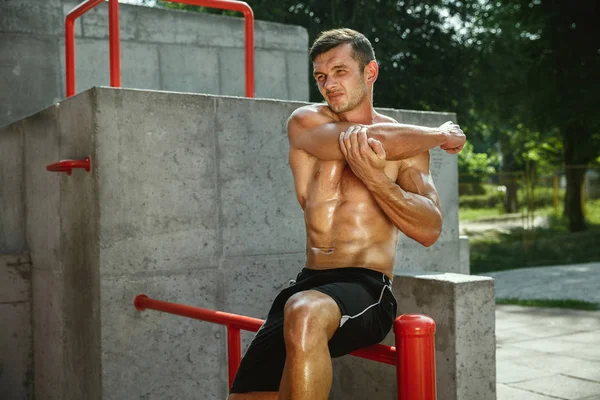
[
  {"x1": 562, "y1": 123, "x2": 592, "y2": 232},
  {"x1": 563, "y1": 167, "x2": 586, "y2": 231}
]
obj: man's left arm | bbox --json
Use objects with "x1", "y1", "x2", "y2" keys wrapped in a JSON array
[{"x1": 339, "y1": 126, "x2": 443, "y2": 247}]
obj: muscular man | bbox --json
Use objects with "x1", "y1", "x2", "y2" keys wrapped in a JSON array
[{"x1": 228, "y1": 28, "x2": 465, "y2": 400}]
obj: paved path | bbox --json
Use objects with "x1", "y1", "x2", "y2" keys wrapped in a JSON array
[
  {"x1": 487, "y1": 262, "x2": 600, "y2": 399},
  {"x1": 486, "y1": 262, "x2": 600, "y2": 304}
]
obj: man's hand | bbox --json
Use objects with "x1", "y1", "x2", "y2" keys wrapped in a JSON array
[
  {"x1": 438, "y1": 121, "x2": 465, "y2": 154},
  {"x1": 339, "y1": 125, "x2": 387, "y2": 185}
]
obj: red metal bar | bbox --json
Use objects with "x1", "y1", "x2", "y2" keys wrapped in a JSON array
[
  {"x1": 46, "y1": 156, "x2": 92, "y2": 176},
  {"x1": 227, "y1": 326, "x2": 242, "y2": 389},
  {"x1": 163, "y1": 0, "x2": 254, "y2": 97},
  {"x1": 65, "y1": 0, "x2": 121, "y2": 97},
  {"x1": 395, "y1": 314, "x2": 437, "y2": 400},
  {"x1": 109, "y1": 0, "x2": 121, "y2": 88},
  {"x1": 134, "y1": 294, "x2": 436, "y2": 397}
]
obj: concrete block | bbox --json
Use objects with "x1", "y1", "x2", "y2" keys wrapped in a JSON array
[
  {"x1": 94, "y1": 89, "x2": 219, "y2": 275},
  {"x1": 218, "y1": 47, "x2": 246, "y2": 97},
  {"x1": 78, "y1": 2, "x2": 137, "y2": 41},
  {"x1": 286, "y1": 52, "x2": 310, "y2": 101},
  {"x1": 0, "y1": 302, "x2": 33, "y2": 400},
  {"x1": 0, "y1": 34, "x2": 61, "y2": 128},
  {"x1": 58, "y1": 38, "x2": 161, "y2": 94},
  {"x1": 215, "y1": 97, "x2": 305, "y2": 256},
  {"x1": 255, "y1": 50, "x2": 289, "y2": 100},
  {"x1": 101, "y1": 270, "x2": 225, "y2": 400},
  {"x1": 0, "y1": 124, "x2": 25, "y2": 251},
  {"x1": 134, "y1": 5, "x2": 244, "y2": 47},
  {"x1": 255, "y1": 21, "x2": 309, "y2": 52},
  {"x1": 31, "y1": 268, "x2": 66, "y2": 399},
  {"x1": 23, "y1": 91, "x2": 101, "y2": 399},
  {"x1": 394, "y1": 240, "x2": 461, "y2": 273},
  {"x1": 159, "y1": 45, "x2": 220, "y2": 95},
  {"x1": 332, "y1": 273, "x2": 496, "y2": 400},
  {"x1": 0, "y1": 254, "x2": 31, "y2": 303},
  {"x1": 0, "y1": 0, "x2": 62, "y2": 36},
  {"x1": 459, "y1": 236, "x2": 470, "y2": 274},
  {"x1": 220, "y1": 253, "x2": 306, "y2": 319}
]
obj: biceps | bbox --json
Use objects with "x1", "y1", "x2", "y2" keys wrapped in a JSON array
[{"x1": 288, "y1": 118, "x2": 352, "y2": 161}]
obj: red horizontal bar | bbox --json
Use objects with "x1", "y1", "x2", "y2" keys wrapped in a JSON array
[{"x1": 134, "y1": 294, "x2": 397, "y2": 364}]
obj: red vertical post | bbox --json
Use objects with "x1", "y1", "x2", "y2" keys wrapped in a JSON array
[
  {"x1": 242, "y1": 7, "x2": 254, "y2": 98},
  {"x1": 227, "y1": 325, "x2": 242, "y2": 389},
  {"x1": 65, "y1": 18, "x2": 76, "y2": 97},
  {"x1": 395, "y1": 314, "x2": 437, "y2": 400},
  {"x1": 108, "y1": 0, "x2": 121, "y2": 88}
]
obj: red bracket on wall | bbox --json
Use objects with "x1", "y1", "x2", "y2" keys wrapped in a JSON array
[{"x1": 46, "y1": 156, "x2": 92, "y2": 176}]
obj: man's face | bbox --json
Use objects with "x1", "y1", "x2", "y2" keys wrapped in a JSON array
[{"x1": 312, "y1": 44, "x2": 369, "y2": 114}]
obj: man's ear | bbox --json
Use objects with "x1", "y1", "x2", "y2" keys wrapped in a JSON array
[{"x1": 365, "y1": 60, "x2": 379, "y2": 84}]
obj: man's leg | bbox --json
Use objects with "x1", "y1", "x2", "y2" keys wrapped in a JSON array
[{"x1": 278, "y1": 290, "x2": 342, "y2": 400}]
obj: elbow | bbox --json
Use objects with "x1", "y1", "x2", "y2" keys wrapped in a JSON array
[
  {"x1": 419, "y1": 214, "x2": 443, "y2": 247},
  {"x1": 420, "y1": 227, "x2": 441, "y2": 247}
]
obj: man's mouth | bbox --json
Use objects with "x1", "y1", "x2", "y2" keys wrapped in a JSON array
[{"x1": 328, "y1": 92, "x2": 343, "y2": 99}]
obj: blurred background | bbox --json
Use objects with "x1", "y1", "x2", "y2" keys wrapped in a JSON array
[{"x1": 135, "y1": 0, "x2": 600, "y2": 276}]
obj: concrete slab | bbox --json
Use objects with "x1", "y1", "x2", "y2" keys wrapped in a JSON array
[
  {"x1": 158, "y1": 45, "x2": 220, "y2": 95},
  {"x1": 512, "y1": 353, "x2": 600, "y2": 383},
  {"x1": 0, "y1": 124, "x2": 25, "y2": 251},
  {"x1": 0, "y1": 254, "x2": 31, "y2": 303},
  {"x1": 0, "y1": 0, "x2": 62, "y2": 36},
  {"x1": 255, "y1": 50, "x2": 290, "y2": 100},
  {"x1": 0, "y1": 34, "x2": 61, "y2": 128},
  {"x1": 0, "y1": 303, "x2": 33, "y2": 400},
  {"x1": 497, "y1": 383, "x2": 559, "y2": 400},
  {"x1": 496, "y1": 361, "x2": 554, "y2": 384},
  {"x1": 286, "y1": 52, "x2": 310, "y2": 102},
  {"x1": 510, "y1": 374, "x2": 600, "y2": 400}
]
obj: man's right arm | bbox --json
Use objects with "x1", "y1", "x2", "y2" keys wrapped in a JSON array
[{"x1": 287, "y1": 105, "x2": 464, "y2": 161}]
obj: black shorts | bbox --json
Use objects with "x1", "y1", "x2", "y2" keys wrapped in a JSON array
[{"x1": 230, "y1": 267, "x2": 398, "y2": 393}]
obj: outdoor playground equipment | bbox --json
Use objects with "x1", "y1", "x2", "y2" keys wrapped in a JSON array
[
  {"x1": 134, "y1": 294, "x2": 438, "y2": 400},
  {"x1": 55, "y1": 1, "x2": 439, "y2": 398}
]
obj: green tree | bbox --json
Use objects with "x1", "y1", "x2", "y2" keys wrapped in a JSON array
[{"x1": 464, "y1": 0, "x2": 600, "y2": 230}]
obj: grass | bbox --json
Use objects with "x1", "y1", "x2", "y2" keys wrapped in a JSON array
[
  {"x1": 459, "y1": 207, "x2": 506, "y2": 221},
  {"x1": 496, "y1": 298, "x2": 600, "y2": 311},
  {"x1": 468, "y1": 199, "x2": 600, "y2": 274}
]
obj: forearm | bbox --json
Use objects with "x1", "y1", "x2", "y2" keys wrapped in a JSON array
[
  {"x1": 367, "y1": 123, "x2": 446, "y2": 160},
  {"x1": 365, "y1": 174, "x2": 442, "y2": 247}
]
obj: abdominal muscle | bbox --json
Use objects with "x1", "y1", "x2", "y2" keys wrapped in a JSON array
[{"x1": 302, "y1": 161, "x2": 399, "y2": 279}]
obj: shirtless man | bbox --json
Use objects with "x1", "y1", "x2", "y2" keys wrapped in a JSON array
[{"x1": 228, "y1": 28, "x2": 465, "y2": 400}]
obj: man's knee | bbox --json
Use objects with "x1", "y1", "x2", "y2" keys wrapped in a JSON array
[{"x1": 283, "y1": 291, "x2": 341, "y2": 351}]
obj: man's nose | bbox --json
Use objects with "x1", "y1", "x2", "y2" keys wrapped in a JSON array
[{"x1": 323, "y1": 77, "x2": 337, "y2": 90}]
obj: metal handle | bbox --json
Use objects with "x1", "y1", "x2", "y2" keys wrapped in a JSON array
[{"x1": 46, "y1": 156, "x2": 91, "y2": 176}]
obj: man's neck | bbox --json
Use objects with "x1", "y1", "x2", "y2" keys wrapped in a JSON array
[{"x1": 334, "y1": 101, "x2": 376, "y2": 124}]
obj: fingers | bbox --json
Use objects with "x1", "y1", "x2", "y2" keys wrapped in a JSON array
[
  {"x1": 339, "y1": 131, "x2": 348, "y2": 158},
  {"x1": 368, "y1": 138, "x2": 386, "y2": 159}
]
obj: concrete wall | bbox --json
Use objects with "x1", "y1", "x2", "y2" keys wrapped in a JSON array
[
  {"x1": 0, "y1": 87, "x2": 480, "y2": 399},
  {"x1": 0, "y1": 253, "x2": 33, "y2": 400},
  {"x1": 0, "y1": 0, "x2": 309, "y2": 129}
]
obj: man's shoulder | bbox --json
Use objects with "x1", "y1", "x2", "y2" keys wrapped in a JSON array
[
  {"x1": 288, "y1": 104, "x2": 337, "y2": 128},
  {"x1": 374, "y1": 111, "x2": 398, "y2": 124}
]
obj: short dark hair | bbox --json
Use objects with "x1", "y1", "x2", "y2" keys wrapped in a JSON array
[{"x1": 309, "y1": 28, "x2": 376, "y2": 71}]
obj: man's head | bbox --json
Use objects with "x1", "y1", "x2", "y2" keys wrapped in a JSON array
[{"x1": 310, "y1": 29, "x2": 378, "y2": 114}]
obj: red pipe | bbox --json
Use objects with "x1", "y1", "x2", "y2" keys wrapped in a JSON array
[
  {"x1": 227, "y1": 326, "x2": 242, "y2": 388},
  {"x1": 134, "y1": 294, "x2": 437, "y2": 397},
  {"x1": 65, "y1": 0, "x2": 121, "y2": 97},
  {"x1": 162, "y1": 0, "x2": 254, "y2": 97},
  {"x1": 46, "y1": 156, "x2": 92, "y2": 176},
  {"x1": 108, "y1": 0, "x2": 121, "y2": 88},
  {"x1": 395, "y1": 314, "x2": 437, "y2": 400}
]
